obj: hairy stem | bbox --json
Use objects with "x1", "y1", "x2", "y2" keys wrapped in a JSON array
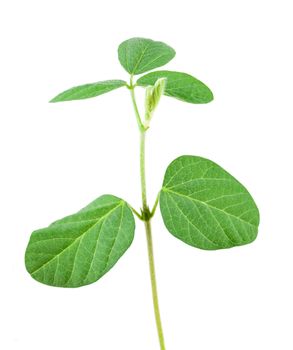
[{"x1": 129, "y1": 82, "x2": 166, "y2": 349}]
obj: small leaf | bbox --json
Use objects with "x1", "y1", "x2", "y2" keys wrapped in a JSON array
[
  {"x1": 118, "y1": 37, "x2": 175, "y2": 75},
  {"x1": 25, "y1": 195, "x2": 135, "y2": 287},
  {"x1": 160, "y1": 156, "x2": 259, "y2": 250},
  {"x1": 137, "y1": 71, "x2": 213, "y2": 104},
  {"x1": 50, "y1": 80, "x2": 127, "y2": 102}
]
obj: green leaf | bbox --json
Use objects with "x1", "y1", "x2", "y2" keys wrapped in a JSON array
[
  {"x1": 160, "y1": 156, "x2": 259, "y2": 250},
  {"x1": 25, "y1": 195, "x2": 135, "y2": 287},
  {"x1": 137, "y1": 71, "x2": 213, "y2": 104},
  {"x1": 50, "y1": 80, "x2": 127, "y2": 102},
  {"x1": 118, "y1": 37, "x2": 176, "y2": 75}
]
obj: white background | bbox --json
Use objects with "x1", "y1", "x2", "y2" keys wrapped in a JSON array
[{"x1": 1, "y1": 0, "x2": 292, "y2": 349}]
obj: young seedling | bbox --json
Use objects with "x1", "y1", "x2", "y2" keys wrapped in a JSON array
[{"x1": 25, "y1": 37, "x2": 260, "y2": 349}]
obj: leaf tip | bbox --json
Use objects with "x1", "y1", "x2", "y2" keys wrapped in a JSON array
[
  {"x1": 206, "y1": 90, "x2": 214, "y2": 103},
  {"x1": 49, "y1": 95, "x2": 61, "y2": 103}
]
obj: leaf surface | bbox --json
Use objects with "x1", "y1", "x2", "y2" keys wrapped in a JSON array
[
  {"x1": 50, "y1": 80, "x2": 126, "y2": 102},
  {"x1": 160, "y1": 156, "x2": 259, "y2": 250},
  {"x1": 137, "y1": 71, "x2": 213, "y2": 103},
  {"x1": 25, "y1": 195, "x2": 135, "y2": 287},
  {"x1": 118, "y1": 37, "x2": 175, "y2": 75}
]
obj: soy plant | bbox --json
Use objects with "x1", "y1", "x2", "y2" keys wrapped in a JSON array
[{"x1": 25, "y1": 38, "x2": 260, "y2": 350}]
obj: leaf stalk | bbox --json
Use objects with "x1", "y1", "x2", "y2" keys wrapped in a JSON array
[
  {"x1": 151, "y1": 192, "x2": 160, "y2": 217},
  {"x1": 129, "y1": 76, "x2": 146, "y2": 133}
]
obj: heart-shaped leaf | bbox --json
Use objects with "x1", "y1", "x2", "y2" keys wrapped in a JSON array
[
  {"x1": 50, "y1": 80, "x2": 127, "y2": 102},
  {"x1": 118, "y1": 38, "x2": 175, "y2": 75},
  {"x1": 25, "y1": 195, "x2": 135, "y2": 287},
  {"x1": 160, "y1": 156, "x2": 259, "y2": 250},
  {"x1": 137, "y1": 71, "x2": 213, "y2": 104}
]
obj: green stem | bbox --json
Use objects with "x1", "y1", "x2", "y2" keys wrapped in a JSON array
[
  {"x1": 140, "y1": 131, "x2": 148, "y2": 210},
  {"x1": 141, "y1": 130, "x2": 166, "y2": 349},
  {"x1": 129, "y1": 83, "x2": 166, "y2": 349},
  {"x1": 144, "y1": 219, "x2": 166, "y2": 350}
]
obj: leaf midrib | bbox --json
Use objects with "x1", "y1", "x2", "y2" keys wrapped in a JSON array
[
  {"x1": 167, "y1": 177, "x2": 237, "y2": 190},
  {"x1": 131, "y1": 41, "x2": 151, "y2": 74},
  {"x1": 138, "y1": 52, "x2": 169, "y2": 74},
  {"x1": 80, "y1": 204, "x2": 125, "y2": 285},
  {"x1": 162, "y1": 188, "x2": 257, "y2": 228},
  {"x1": 30, "y1": 202, "x2": 124, "y2": 275},
  {"x1": 166, "y1": 194, "x2": 220, "y2": 247},
  {"x1": 61, "y1": 82, "x2": 123, "y2": 99}
]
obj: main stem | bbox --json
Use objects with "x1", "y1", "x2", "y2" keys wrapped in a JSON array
[
  {"x1": 140, "y1": 130, "x2": 166, "y2": 350},
  {"x1": 129, "y1": 81, "x2": 166, "y2": 349}
]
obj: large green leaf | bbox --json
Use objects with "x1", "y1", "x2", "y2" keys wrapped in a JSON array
[
  {"x1": 137, "y1": 71, "x2": 213, "y2": 104},
  {"x1": 160, "y1": 156, "x2": 259, "y2": 250},
  {"x1": 25, "y1": 195, "x2": 135, "y2": 287},
  {"x1": 118, "y1": 37, "x2": 175, "y2": 75},
  {"x1": 50, "y1": 80, "x2": 126, "y2": 102}
]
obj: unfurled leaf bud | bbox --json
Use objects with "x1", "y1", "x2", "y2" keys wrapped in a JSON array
[
  {"x1": 145, "y1": 78, "x2": 167, "y2": 126},
  {"x1": 152, "y1": 77, "x2": 167, "y2": 109}
]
